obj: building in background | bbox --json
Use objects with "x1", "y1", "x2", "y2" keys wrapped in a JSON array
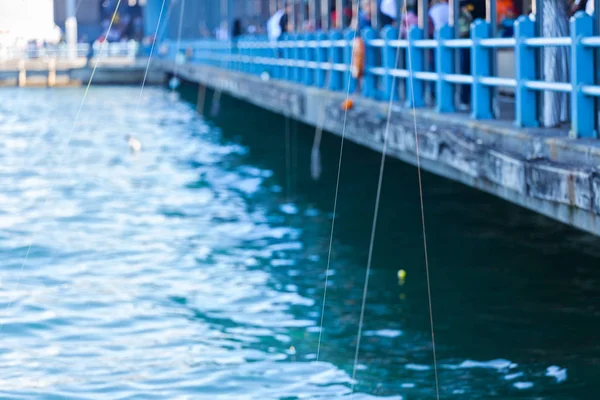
[
  {"x1": 146, "y1": 0, "x2": 271, "y2": 41},
  {"x1": 54, "y1": 0, "x2": 146, "y2": 43},
  {"x1": 0, "y1": 0, "x2": 61, "y2": 46}
]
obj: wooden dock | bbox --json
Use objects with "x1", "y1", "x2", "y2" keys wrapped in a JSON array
[{"x1": 0, "y1": 57, "x2": 164, "y2": 87}]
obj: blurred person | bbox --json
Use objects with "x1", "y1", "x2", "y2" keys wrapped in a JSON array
[
  {"x1": 267, "y1": 2, "x2": 289, "y2": 41},
  {"x1": 570, "y1": 0, "x2": 589, "y2": 15},
  {"x1": 331, "y1": 1, "x2": 353, "y2": 29},
  {"x1": 357, "y1": 0, "x2": 372, "y2": 31},
  {"x1": 343, "y1": 0, "x2": 354, "y2": 27},
  {"x1": 301, "y1": 3, "x2": 316, "y2": 32},
  {"x1": 428, "y1": 0, "x2": 449, "y2": 34},
  {"x1": 456, "y1": 0, "x2": 484, "y2": 110},
  {"x1": 400, "y1": 6, "x2": 418, "y2": 38},
  {"x1": 380, "y1": 0, "x2": 398, "y2": 27},
  {"x1": 499, "y1": 7, "x2": 516, "y2": 37},
  {"x1": 281, "y1": 2, "x2": 292, "y2": 33},
  {"x1": 232, "y1": 19, "x2": 242, "y2": 39}
]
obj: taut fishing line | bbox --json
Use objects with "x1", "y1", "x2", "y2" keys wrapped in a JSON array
[
  {"x1": 349, "y1": 1, "x2": 440, "y2": 398},
  {"x1": 316, "y1": 0, "x2": 361, "y2": 362}
]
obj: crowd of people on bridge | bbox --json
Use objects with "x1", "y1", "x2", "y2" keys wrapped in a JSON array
[{"x1": 206, "y1": 0, "x2": 596, "y2": 128}]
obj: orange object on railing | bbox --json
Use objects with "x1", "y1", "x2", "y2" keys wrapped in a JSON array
[{"x1": 351, "y1": 38, "x2": 365, "y2": 79}]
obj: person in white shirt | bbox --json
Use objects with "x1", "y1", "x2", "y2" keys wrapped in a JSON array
[
  {"x1": 380, "y1": 0, "x2": 397, "y2": 27},
  {"x1": 428, "y1": 0, "x2": 450, "y2": 33}
]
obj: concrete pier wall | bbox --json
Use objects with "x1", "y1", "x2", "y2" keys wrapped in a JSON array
[{"x1": 157, "y1": 60, "x2": 600, "y2": 236}]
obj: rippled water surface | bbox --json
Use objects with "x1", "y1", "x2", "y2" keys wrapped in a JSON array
[{"x1": 1, "y1": 86, "x2": 600, "y2": 399}]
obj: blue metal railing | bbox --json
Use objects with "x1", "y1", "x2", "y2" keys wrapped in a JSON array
[{"x1": 160, "y1": 12, "x2": 600, "y2": 139}]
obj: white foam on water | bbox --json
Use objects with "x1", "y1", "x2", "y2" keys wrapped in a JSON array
[
  {"x1": 268, "y1": 242, "x2": 303, "y2": 251},
  {"x1": 513, "y1": 382, "x2": 534, "y2": 390},
  {"x1": 304, "y1": 208, "x2": 320, "y2": 217},
  {"x1": 280, "y1": 203, "x2": 299, "y2": 215},
  {"x1": 405, "y1": 364, "x2": 431, "y2": 371},
  {"x1": 447, "y1": 359, "x2": 516, "y2": 371},
  {"x1": 271, "y1": 259, "x2": 295, "y2": 267},
  {"x1": 401, "y1": 383, "x2": 415, "y2": 388},
  {"x1": 546, "y1": 366, "x2": 567, "y2": 383},
  {"x1": 364, "y1": 329, "x2": 403, "y2": 338},
  {"x1": 234, "y1": 177, "x2": 263, "y2": 194},
  {"x1": 504, "y1": 372, "x2": 524, "y2": 380}
]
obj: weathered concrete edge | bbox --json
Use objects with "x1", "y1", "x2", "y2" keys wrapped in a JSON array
[{"x1": 159, "y1": 61, "x2": 600, "y2": 236}]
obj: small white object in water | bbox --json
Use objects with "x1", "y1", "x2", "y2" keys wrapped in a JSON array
[
  {"x1": 125, "y1": 135, "x2": 141, "y2": 152},
  {"x1": 260, "y1": 71, "x2": 270, "y2": 81},
  {"x1": 169, "y1": 76, "x2": 181, "y2": 90}
]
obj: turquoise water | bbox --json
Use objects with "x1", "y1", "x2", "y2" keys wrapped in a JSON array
[{"x1": 1, "y1": 86, "x2": 599, "y2": 399}]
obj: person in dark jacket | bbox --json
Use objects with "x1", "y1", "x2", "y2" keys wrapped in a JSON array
[
  {"x1": 232, "y1": 19, "x2": 242, "y2": 39},
  {"x1": 458, "y1": 0, "x2": 486, "y2": 109}
]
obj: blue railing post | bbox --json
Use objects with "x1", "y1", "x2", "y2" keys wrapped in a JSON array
[
  {"x1": 315, "y1": 31, "x2": 327, "y2": 88},
  {"x1": 248, "y1": 36, "x2": 256, "y2": 74},
  {"x1": 241, "y1": 39, "x2": 247, "y2": 72},
  {"x1": 261, "y1": 36, "x2": 269, "y2": 76},
  {"x1": 227, "y1": 41, "x2": 232, "y2": 70},
  {"x1": 229, "y1": 40, "x2": 235, "y2": 71},
  {"x1": 255, "y1": 37, "x2": 261, "y2": 75},
  {"x1": 329, "y1": 30, "x2": 343, "y2": 91},
  {"x1": 304, "y1": 33, "x2": 314, "y2": 85},
  {"x1": 282, "y1": 34, "x2": 290, "y2": 81},
  {"x1": 436, "y1": 25, "x2": 454, "y2": 112},
  {"x1": 470, "y1": 20, "x2": 493, "y2": 119},
  {"x1": 514, "y1": 16, "x2": 539, "y2": 127},
  {"x1": 250, "y1": 38, "x2": 255, "y2": 74},
  {"x1": 406, "y1": 26, "x2": 424, "y2": 108},
  {"x1": 362, "y1": 27, "x2": 377, "y2": 98},
  {"x1": 241, "y1": 38, "x2": 248, "y2": 73},
  {"x1": 382, "y1": 26, "x2": 399, "y2": 102},
  {"x1": 226, "y1": 41, "x2": 232, "y2": 69},
  {"x1": 343, "y1": 29, "x2": 357, "y2": 94},
  {"x1": 243, "y1": 39, "x2": 249, "y2": 72},
  {"x1": 256, "y1": 37, "x2": 263, "y2": 75},
  {"x1": 289, "y1": 33, "x2": 299, "y2": 82},
  {"x1": 247, "y1": 37, "x2": 254, "y2": 74},
  {"x1": 272, "y1": 38, "x2": 280, "y2": 79},
  {"x1": 571, "y1": 12, "x2": 597, "y2": 138}
]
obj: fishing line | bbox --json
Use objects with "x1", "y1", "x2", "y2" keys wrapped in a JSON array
[
  {"x1": 0, "y1": 0, "x2": 124, "y2": 332},
  {"x1": 170, "y1": 0, "x2": 186, "y2": 90},
  {"x1": 349, "y1": 1, "x2": 440, "y2": 398},
  {"x1": 405, "y1": 9, "x2": 440, "y2": 400},
  {"x1": 316, "y1": 1, "x2": 361, "y2": 362}
]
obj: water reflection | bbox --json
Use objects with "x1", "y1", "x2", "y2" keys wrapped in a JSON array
[{"x1": 0, "y1": 86, "x2": 598, "y2": 399}]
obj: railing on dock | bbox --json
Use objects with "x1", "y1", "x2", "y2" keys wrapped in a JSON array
[
  {"x1": 0, "y1": 42, "x2": 140, "y2": 62},
  {"x1": 160, "y1": 12, "x2": 600, "y2": 139}
]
